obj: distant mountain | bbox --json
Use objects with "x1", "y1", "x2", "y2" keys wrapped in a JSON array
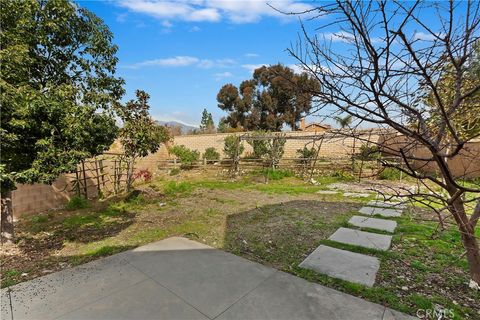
[{"x1": 156, "y1": 120, "x2": 198, "y2": 134}]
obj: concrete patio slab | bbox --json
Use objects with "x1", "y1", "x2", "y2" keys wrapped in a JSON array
[
  {"x1": 348, "y1": 216, "x2": 397, "y2": 233},
  {"x1": 299, "y1": 245, "x2": 380, "y2": 287},
  {"x1": 329, "y1": 227, "x2": 392, "y2": 251},
  {"x1": 57, "y1": 279, "x2": 208, "y2": 320},
  {"x1": 368, "y1": 200, "x2": 407, "y2": 209},
  {"x1": 359, "y1": 206, "x2": 403, "y2": 217},
  {"x1": 1, "y1": 237, "x2": 414, "y2": 320},
  {"x1": 0, "y1": 254, "x2": 148, "y2": 320},
  {"x1": 125, "y1": 237, "x2": 276, "y2": 319},
  {"x1": 216, "y1": 271, "x2": 387, "y2": 320}
]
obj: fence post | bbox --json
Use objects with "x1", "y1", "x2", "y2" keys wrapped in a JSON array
[{"x1": 203, "y1": 157, "x2": 207, "y2": 168}]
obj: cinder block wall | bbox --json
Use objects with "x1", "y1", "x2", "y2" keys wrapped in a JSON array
[{"x1": 11, "y1": 130, "x2": 479, "y2": 218}]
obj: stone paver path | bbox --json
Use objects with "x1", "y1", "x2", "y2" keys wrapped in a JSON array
[
  {"x1": 343, "y1": 192, "x2": 371, "y2": 198},
  {"x1": 300, "y1": 199, "x2": 406, "y2": 288},
  {"x1": 329, "y1": 227, "x2": 392, "y2": 251},
  {"x1": 299, "y1": 245, "x2": 380, "y2": 287},
  {"x1": 359, "y1": 206, "x2": 402, "y2": 217},
  {"x1": 1, "y1": 237, "x2": 415, "y2": 320},
  {"x1": 367, "y1": 200, "x2": 406, "y2": 209},
  {"x1": 348, "y1": 216, "x2": 397, "y2": 233}
]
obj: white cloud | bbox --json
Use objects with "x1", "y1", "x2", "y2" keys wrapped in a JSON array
[
  {"x1": 413, "y1": 32, "x2": 441, "y2": 41},
  {"x1": 245, "y1": 53, "x2": 259, "y2": 58},
  {"x1": 117, "y1": 0, "x2": 313, "y2": 24},
  {"x1": 320, "y1": 31, "x2": 382, "y2": 44},
  {"x1": 241, "y1": 63, "x2": 267, "y2": 73},
  {"x1": 124, "y1": 56, "x2": 236, "y2": 69},
  {"x1": 189, "y1": 26, "x2": 201, "y2": 32},
  {"x1": 214, "y1": 71, "x2": 233, "y2": 80}
]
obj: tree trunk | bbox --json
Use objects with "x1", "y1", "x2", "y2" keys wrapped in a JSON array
[
  {"x1": 451, "y1": 197, "x2": 480, "y2": 284},
  {"x1": 463, "y1": 231, "x2": 480, "y2": 284},
  {"x1": 1, "y1": 189, "x2": 14, "y2": 244}
]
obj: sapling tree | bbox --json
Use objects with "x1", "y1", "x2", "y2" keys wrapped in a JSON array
[
  {"x1": 0, "y1": 0, "x2": 123, "y2": 243},
  {"x1": 117, "y1": 90, "x2": 170, "y2": 191},
  {"x1": 290, "y1": 0, "x2": 480, "y2": 284}
]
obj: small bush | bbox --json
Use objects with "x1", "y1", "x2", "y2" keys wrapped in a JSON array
[
  {"x1": 202, "y1": 147, "x2": 220, "y2": 160},
  {"x1": 164, "y1": 181, "x2": 193, "y2": 196},
  {"x1": 224, "y1": 135, "x2": 244, "y2": 159},
  {"x1": 169, "y1": 145, "x2": 200, "y2": 168},
  {"x1": 296, "y1": 146, "x2": 317, "y2": 164},
  {"x1": 133, "y1": 169, "x2": 152, "y2": 182},
  {"x1": 65, "y1": 196, "x2": 90, "y2": 210},
  {"x1": 378, "y1": 167, "x2": 402, "y2": 180}
]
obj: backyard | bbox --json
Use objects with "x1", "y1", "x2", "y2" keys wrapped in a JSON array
[{"x1": 2, "y1": 170, "x2": 479, "y2": 319}]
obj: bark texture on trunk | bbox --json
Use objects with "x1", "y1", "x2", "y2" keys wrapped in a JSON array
[
  {"x1": 451, "y1": 197, "x2": 480, "y2": 284},
  {"x1": 1, "y1": 189, "x2": 14, "y2": 244}
]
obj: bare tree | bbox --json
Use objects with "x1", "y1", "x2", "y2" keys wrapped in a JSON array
[{"x1": 289, "y1": 1, "x2": 480, "y2": 285}]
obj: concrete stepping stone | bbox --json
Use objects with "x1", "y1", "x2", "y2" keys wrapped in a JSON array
[
  {"x1": 343, "y1": 192, "x2": 371, "y2": 198},
  {"x1": 299, "y1": 245, "x2": 379, "y2": 287},
  {"x1": 329, "y1": 227, "x2": 392, "y2": 251},
  {"x1": 348, "y1": 216, "x2": 397, "y2": 233},
  {"x1": 368, "y1": 200, "x2": 406, "y2": 209},
  {"x1": 359, "y1": 206, "x2": 402, "y2": 217},
  {"x1": 316, "y1": 190, "x2": 339, "y2": 194}
]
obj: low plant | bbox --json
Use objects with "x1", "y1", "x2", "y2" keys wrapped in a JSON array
[
  {"x1": 169, "y1": 145, "x2": 200, "y2": 168},
  {"x1": 133, "y1": 169, "x2": 152, "y2": 183},
  {"x1": 65, "y1": 196, "x2": 90, "y2": 210}
]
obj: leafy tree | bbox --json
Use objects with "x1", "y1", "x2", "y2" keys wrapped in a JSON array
[
  {"x1": 217, "y1": 64, "x2": 320, "y2": 131},
  {"x1": 117, "y1": 90, "x2": 170, "y2": 191},
  {"x1": 246, "y1": 132, "x2": 286, "y2": 169},
  {"x1": 200, "y1": 108, "x2": 215, "y2": 133},
  {"x1": 169, "y1": 145, "x2": 200, "y2": 168},
  {"x1": 0, "y1": 0, "x2": 124, "y2": 243},
  {"x1": 202, "y1": 147, "x2": 220, "y2": 161}
]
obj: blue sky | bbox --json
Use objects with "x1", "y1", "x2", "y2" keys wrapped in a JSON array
[
  {"x1": 81, "y1": 0, "x2": 320, "y2": 127},
  {"x1": 80, "y1": 1, "x2": 466, "y2": 128}
]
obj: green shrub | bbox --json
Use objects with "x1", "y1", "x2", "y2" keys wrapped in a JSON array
[
  {"x1": 65, "y1": 196, "x2": 90, "y2": 210},
  {"x1": 169, "y1": 145, "x2": 200, "y2": 168},
  {"x1": 164, "y1": 181, "x2": 193, "y2": 196},
  {"x1": 223, "y1": 135, "x2": 244, "y2": 159},
  {"x1": 202, "y1": 147, "x2": 220, "y2": 160},
  {"x1": 378, "y1": 167, "x2": 402, "y2": 180}
]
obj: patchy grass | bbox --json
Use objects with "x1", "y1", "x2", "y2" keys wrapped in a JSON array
[
  {"x1": 65, "y1": 196, "x2": 90, "y2": 210},
  {"x1": 1, "y1": 172, "x2": 477, "y2": 319}
]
